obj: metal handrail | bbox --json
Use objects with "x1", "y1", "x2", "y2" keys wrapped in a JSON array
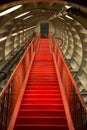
[
  {"x1": 49, "y1": 35, "x2": 87, "y2": 130},
  {"x1": 54, "y1": 38, "x2": 87, "y2": 113},
  {"x1": 0, "y1": 36, "x2": 40, "y2": 130},
  {"x1": 55, "y1": 37, "x2": 63, "y2": 48}
]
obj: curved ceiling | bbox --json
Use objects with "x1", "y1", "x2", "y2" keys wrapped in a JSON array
[{"x1": 0, "y1": 0, "x2": 87, "y2": 7}]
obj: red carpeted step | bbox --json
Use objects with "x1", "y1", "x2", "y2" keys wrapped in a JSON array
[
  {"x1": 26, "y1": 85, "x2": 60, "y2": 90},
  {"x1": 22, "y1": 99, "x2": 63, "y2": 104},
  {"x1": 14, "y1": 125, "x2": 69, "y2": 130},
  {"x1": 16, "y1": 116, "x2": 67, "y2": 125},
  {"x1": 23, "y1": 94, "x2": 61, "y2": 99},
  {"x1": 20, "y1": 104, "x2": 64, "y2": 110},
  {"x1": 24, "y1": 90, "x2": 61, "y2": 94},
  {"x1": 13, "y1": 38, "x2": 69, "y2": 130},
  {"x1": 18, "y1": 110, "x2": 66, "y2": 117}
]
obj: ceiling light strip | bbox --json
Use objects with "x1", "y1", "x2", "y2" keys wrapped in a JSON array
[
  {"x1": 65, "y1": 5, "x2": 71, "y2": 9},
  {"x1": 15, "y1": 11, "x2": 30, "y2": 19},
  {"x1": 0, "y1": 37, "x2": 7, "y2": 42},
  {"x1": 23, "y1": 15, "x2": 33, "y2": 20},
  {"x1": 65, "y1": 15, "x2": 73, "y2": 20},
  {"x1": 0, "y1": 5, "x2": 22, "y2": 16}
]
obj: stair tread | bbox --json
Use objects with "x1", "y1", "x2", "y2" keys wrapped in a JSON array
[
  {"x1": 14, "y1": 125, "x2": 69, "y2": 130},
  {"x1": 25, "y1": 90, "x2": 60, "y2": 91},
  {"x1": 16, "y1": 117, "x2": 68, "y2": 125},
  {"x1": 15, "y1": 124, "x2": 68, "y2": 126},
  {"x1": 17, "y1": 116, "x2": 66, "y2": 118},
  {"x1": 22, "y1": 98, "x2": 62, "y2": 100},
  {"x1": 26, "y1": 86, "x2": 59, "y2": 89},
  {"x1": 22, "y1": 103, "x2": 63, "y2": 106},
  {"x1": 20, "y1": 104, "x2": 64, "y2": 110},
  {"x1": 24, "y1": 93, "x2": 61, "y2": 95},
  {"x1": 19, "y1": 109, "x2": 65, "y2": 111},
  {"x1": 23, "y1": 94, "x2": 61, "y2": 99},
  {"x1": 18, "y1": 110, "x2": 65, "y2": 115}
]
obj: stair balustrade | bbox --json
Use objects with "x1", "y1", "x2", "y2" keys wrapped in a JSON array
[
  {"x1": 0, "y1": 36, "x2": 40, "y2": 130},
  {"x1": 50, "y1": 36, "x2": 87, "y2": 130}
]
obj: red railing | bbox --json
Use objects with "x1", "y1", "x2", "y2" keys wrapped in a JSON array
[
  {"x1": 55, "y1": 37, "x2": 63, "y2": 48},
  {"x1": 0, "y1": 36, "x2": 40, "y2": 130},
  {"x1": 49, "y1": 36, "x2": 87, "y2": 130}
]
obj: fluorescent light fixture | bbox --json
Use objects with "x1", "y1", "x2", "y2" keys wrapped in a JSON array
[
  {"x1": 27, "y1": 26, "x2": 36, "y2": 30},
  {"x1": 24, "y1": 29, "x2": 27, "y2": 31},
  {"x1": 65, "y1": 15, "x2": 73, "y2": 20},
  {"x1": 15, "y1": 11, "x2": 30, "y2": 19},
  {"x1": 19, "y1": 26, "x2": 36, "y2": 34},
  {"x1": 12, "y1": 33, "x2": 17, "y2": 36},
  {"x1": 19, "y1": 30, "x2": 23, "y2": 33},
  {"x1": 0, "y1": 5, "x2": 22, "y2": 17},
  {"x1": 23, "y1": 15, "x2": 32, "y2": 20},
  {"x1": 0, "y1": 37, "x2": 7, "y2": 42},
  {"x1": 65, "y1": 5, "x2": 71, "y2": 9},
  {"x1": 30, "y1": 26, "x2": 36, "y2": 29},
  {"x1": 59, "y1": 16, "x2": 64, "y2": 20}
]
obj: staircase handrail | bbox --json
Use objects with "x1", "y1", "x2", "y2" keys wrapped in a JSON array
[
  {"x1": 55, "y1": 37, "x2": 63, "y2": 48},
  {"x1": 0, "y1": 36, "x2": 40, "y2": 130},
  {"x1": 49, "y1": 35, "x2": 87, "y2": 130},
  {"x1": 0, "y1": 39, "x2": 34, "y2": 99},
  {"x1": 54, "y1": 38, "x2": 87, "y2": 113}
]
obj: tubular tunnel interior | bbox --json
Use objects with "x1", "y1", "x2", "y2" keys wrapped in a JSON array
[{"x1": 0, "y1": 1, "x2": 87, "y2": 130}]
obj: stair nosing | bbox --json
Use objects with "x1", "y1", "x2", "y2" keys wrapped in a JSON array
[
  {"x1": 17, "y1": 116, "x2": 66, "y2": 119},
  {"x1": 19, "y1": 109, "x2": 65, "y2": 112},
  {"x1": 21, "y1": 103, "x2": 64, "y2": 105},
  {"x1": 15, "y1": 124, "x2": 68, "y2": 127}
]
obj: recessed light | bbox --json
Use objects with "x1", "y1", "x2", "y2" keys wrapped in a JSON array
[{"x1": 65, "y1": 5, "x2": 71, "y2": 9}]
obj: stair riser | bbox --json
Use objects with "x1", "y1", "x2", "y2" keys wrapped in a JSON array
[
  {"x1": 18, "y1": 110, "x2": 66, "y2": 117},
  {"x1": 16, "y1": 117, "x2": 67, "y2": 125},
  {"x1": 27, "y1": 83, "x2": 59, "y2": 86},
  {"x1": 24, "y1": 90, "x2": 61, "y2": 95},
  {"x1": 30, "y1": 71, "x2": 56, "y2": 73},
  {"x1": 14, "y1": 125, "x2": 69, "y2": 130},
  {"x1": 20, "y1": 104, "x2": 64, "y2": 110},
  {"x1": 28, "y1": 80, "x2": 58, "y2": 82},
  {"x1": 31, "y1": 66, "x2": 55, "y2": 68},
  {"x1": 29, "y1": 75, "x2": 58, "y2": 77},
  {"x1": 30, "y1": 70, "x2": 56, "y2": 72},
  {"x1": 32, "y1": 63, "x2": 54, "y2": 65},
  {"x1": 22, "y1": 99, "x2": 63, "y2": 104},
  {"x1": 23, "y1": 94, "x2": 61, "y2": 99},
  {"x1": 26, "y1": 86, "x2": 59, "y2": 90},
  {"x1": 29, "y1": 74, "x2": 57, "y2": 77},
  {"x1": 31, "y1": 67, "x2": 55, "y2": 72},
  {"x1": 27, "y1": 82, "x2": 59, "y2": 85},
  {"x1": 34, "y1": 59, "x2": 53, "y2": 61},
  {"x1": 28, "y1": 77, "x2": 58, "y2": 80}
]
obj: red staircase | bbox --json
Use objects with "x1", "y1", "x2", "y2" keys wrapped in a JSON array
[{"x1": 14, "y1": 38, "x2": 69, "y2": 130}]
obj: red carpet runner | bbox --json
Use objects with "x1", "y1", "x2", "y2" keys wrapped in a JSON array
[{"x1": 14, "y1": 38, "x2": 69, "y2": 130}]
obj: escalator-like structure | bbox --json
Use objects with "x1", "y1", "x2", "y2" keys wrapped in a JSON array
[{"x1": 14, "y1": 38, "x2": 69, "y2": 130}]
